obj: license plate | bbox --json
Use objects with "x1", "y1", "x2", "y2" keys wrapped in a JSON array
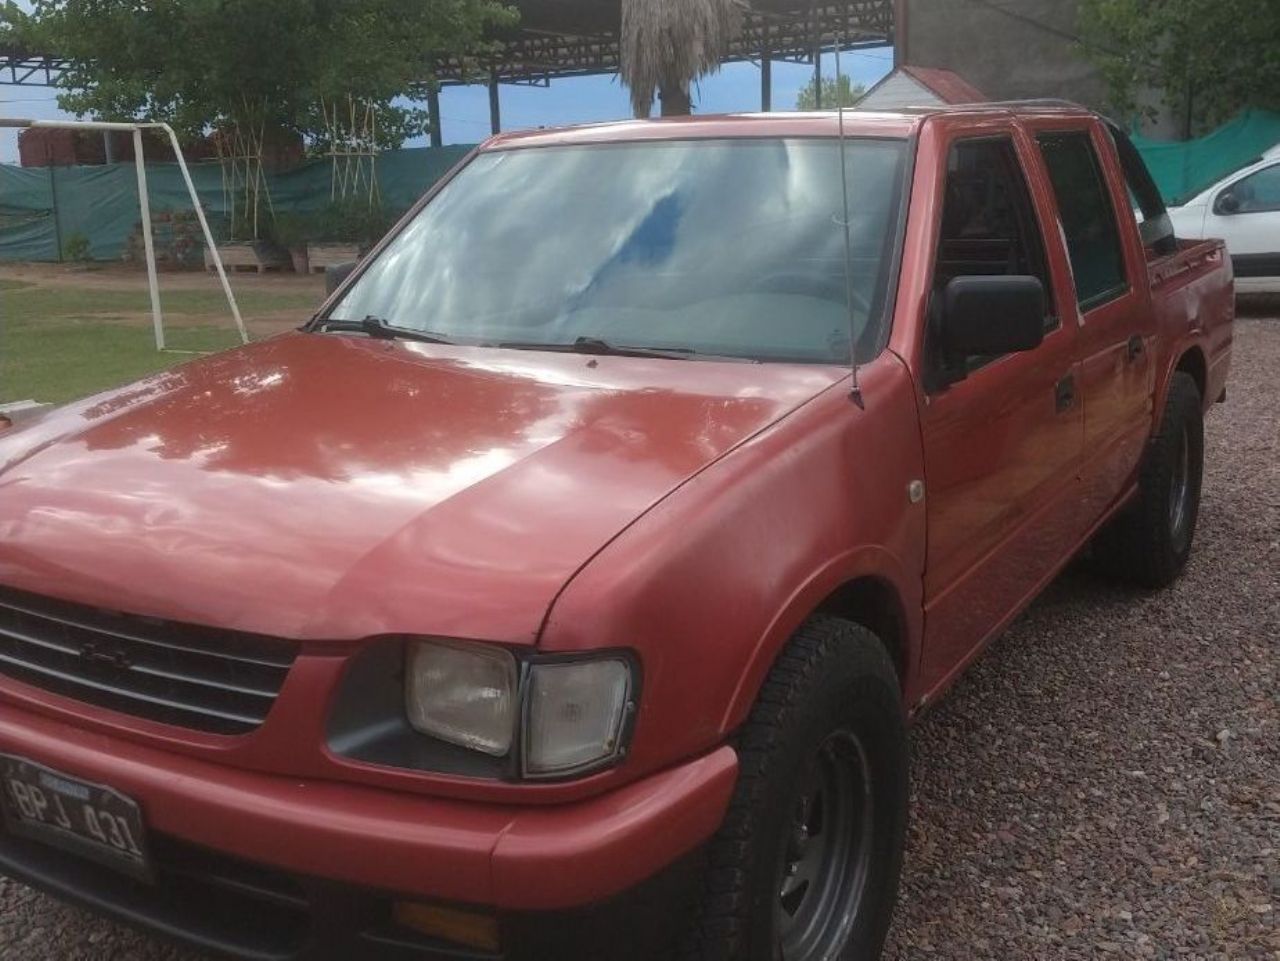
[{"x1": 0, "y1": 755, "x2": 152, "y2": 882}]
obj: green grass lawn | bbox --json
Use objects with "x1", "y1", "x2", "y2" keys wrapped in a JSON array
[{"x1": 1, "y1": 279, "x2": 319, "y2": 405}]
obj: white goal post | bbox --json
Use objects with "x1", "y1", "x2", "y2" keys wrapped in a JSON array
[{"x1": 1, "y1": 117, "x2": 249, "y2": 351}]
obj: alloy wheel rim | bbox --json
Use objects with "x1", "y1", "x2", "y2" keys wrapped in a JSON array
[{"x1": 775, "y1": 730, "x2": 874, "y2": 959}]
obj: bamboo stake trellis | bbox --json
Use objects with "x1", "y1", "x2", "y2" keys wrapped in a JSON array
[
  {"x1": 212, "y1": 99, "x2": 276, "y2": 240},
  {"x1": 322, "y1": 95, "x2": 381, "y2": 207}
]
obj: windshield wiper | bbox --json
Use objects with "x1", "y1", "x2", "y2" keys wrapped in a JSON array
[
  {"x1": 317, "y1": 315, "x2": 455, "y2": 345},
  {"x1": 497, "y1": 335, "x2": 702, "y2": 361}
]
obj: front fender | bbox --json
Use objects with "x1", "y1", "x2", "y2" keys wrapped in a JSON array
[
  {"x1": 540, "y1": 353, "x2": 927, "y2": 782},
  {"x1": 719, "y1": 543, "x2": 921, "y2": 734}
]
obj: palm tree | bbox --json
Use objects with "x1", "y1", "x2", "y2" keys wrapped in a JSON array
[{"x1": 620, "y1": 0, "x2": 744, "y2": 118}]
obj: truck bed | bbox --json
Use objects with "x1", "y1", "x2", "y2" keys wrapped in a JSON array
[{"x1": 1148, "y1": 237, "x2": 1234, "y2": 408}]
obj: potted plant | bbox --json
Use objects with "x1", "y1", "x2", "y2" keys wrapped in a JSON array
[
  {"x1": 270, "y1": 212, "x2": 315, "y2": 274},
  {"x1": 305, "y1": 201, "x2": 394, "y2": 272},
  {"x1": 206, "y1": 211, "x2": 291, "y2": 274}
]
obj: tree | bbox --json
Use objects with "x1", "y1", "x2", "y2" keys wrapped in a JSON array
[
  {"x1": 620, "y1": 0, "x2": 743, "y2": 118},
  {"x1": 10, "y1": 0, "x2": 515, "y2": 237},
  {"x1": 13, "y1": 0, "x2": 515, "y2": 147},
  {"x1": 0, "y1": 2, "x2": 30, "y2": 46},
  {"x1": 796, "y1": 74, "x2": 866, "y2": 111},
  {"x1": 1078, "y1": 0, "x2": 1280, "y2": 136}
]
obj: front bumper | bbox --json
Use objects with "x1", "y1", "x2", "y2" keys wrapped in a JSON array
[
  {"x1": 0, "y1": 703, "x2": 736, "y2": 957},
  {"x1": 0, "y1": 825, "x2": 710, "y2": 960}
]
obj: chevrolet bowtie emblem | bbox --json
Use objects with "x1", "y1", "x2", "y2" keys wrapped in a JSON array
[{"x1": 78, "y1": 642, "x2": 132, "y2": 671}]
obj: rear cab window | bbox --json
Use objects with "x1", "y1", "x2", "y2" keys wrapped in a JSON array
[
  {"x1": 1035, "y1": 132, "x2": 1130, "y2": 310},
  {"x1": 1106, "y1": 122, "x2": 1176, "y2": 258}
]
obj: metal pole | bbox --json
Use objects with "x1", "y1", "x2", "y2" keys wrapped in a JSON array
[
  {"x1": 488, "y1": 69, "x2": 501, "y2": 135},
  {"x1": 761, "y1": 52, "x2": 773, "y2": 112},
  {"x1": 1182, "y1": 58, "x2": 1194, "y2": 140},
  {"x1": 811, "y1": 1, "x2": 823, "y2": 110},
  {"x1": 154, "y1": 123, "x2": 248, "y2": 345},
  {"x1": 1, "y1": 119, "x2": 149, "y2": 131},
  {"x1": 813, "y1": 47, "x2": 823, "y2": 109},
  {"x1": 893, "y1": 0, "x2": 908, "y2": 66},
  {"x1": 132, "y1": 128, "x2": 165, "y2": 352},
  {"x1": 47, "y1": 151, "x2": 63, "y2": 263},
  {"x1": 427, "y1": 83, "x2": 443, "y2": 147}
]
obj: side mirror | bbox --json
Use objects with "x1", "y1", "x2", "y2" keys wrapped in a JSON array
[
  {"x1": 325, "y1": 261, "x2": 359, "y2": 296},
  {"x1": 940, "y1": 275, "x2": 1046, "y2": 360},
  {"x1": 1214, "y1": 190, "x2": 1241, "y2": 215}
]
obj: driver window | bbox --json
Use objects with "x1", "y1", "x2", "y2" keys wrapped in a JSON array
[
  {"x1": 1223, "y1": 163, "x2": 1280, "y2": 214},
  {"x1": 930, "y1": 137, "x2": 1055, "y2": 375}
]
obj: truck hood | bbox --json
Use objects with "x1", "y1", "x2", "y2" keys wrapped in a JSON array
[{"x1": 0, "y1": 333, "x2": 843, "y2": 643}]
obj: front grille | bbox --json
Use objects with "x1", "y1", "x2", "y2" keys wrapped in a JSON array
[{"x1": 0, "y1": 587, "x2": 297, "y2": 735}]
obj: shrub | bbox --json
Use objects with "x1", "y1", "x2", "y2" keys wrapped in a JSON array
[
  {"x1": 268, "y1": 211, "x2": 316, "y2": 249},
  {"x1": 312, "y1": 201, "x2": 395, "y2": 247},
  {"x1": 62, "y1": 231, "x2": 92, "y2": 262}
]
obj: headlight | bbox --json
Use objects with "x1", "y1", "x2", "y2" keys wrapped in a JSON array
[
  {"x1": 401, "y1": 639, "x2": 636, "y2": 778},
  {"x1": 524, "y1": 658, "x2": 633, "y2": 777},
  {"x1": 405, "y1": 640, "x2": 518, "y2": 756}
]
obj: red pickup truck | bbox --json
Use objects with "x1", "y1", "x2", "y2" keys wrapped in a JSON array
[{"x1": 0, "y1": 104, "x2": 1232, "y2": 961}]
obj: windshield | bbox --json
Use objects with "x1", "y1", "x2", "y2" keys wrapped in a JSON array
[{"x1": 327, "y1": 137, "x2": 908, "y2": 364}]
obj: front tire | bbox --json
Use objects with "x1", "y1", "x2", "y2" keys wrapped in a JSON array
[
  {"x1": 678, "y1": 617, "x2": 908, "y2": 961},
  {"x1": 1092, "y1": 371, "x2": 1204, "y2": 588}
]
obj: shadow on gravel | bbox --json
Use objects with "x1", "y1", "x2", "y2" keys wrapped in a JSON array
[{"x1": 1235, "y1": 293, "x2": 1280, "y2": 317}]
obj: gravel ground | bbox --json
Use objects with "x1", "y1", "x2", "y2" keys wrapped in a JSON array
[{"x1": 1, "y1": 319, "x2": 1276, "y2": 961}]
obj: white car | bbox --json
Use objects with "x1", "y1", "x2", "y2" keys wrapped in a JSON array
[{"x1": 1169, "y1": 145, "x2": 1280, "y2": 293}]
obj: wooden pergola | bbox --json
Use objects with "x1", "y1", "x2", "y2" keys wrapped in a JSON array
[{"x1": 426, "y1": 0, "x2": 897, "y2": 140}]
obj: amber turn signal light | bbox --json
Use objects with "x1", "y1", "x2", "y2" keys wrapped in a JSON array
[{"x1": 393, "y1": 901, "x2": 502, "y2": 953}]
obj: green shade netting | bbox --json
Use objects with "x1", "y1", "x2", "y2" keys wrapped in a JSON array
[
  {"x1": 1132, "y1": 108, "x2": 1280, "y2": 206},
  {"x1": 0, "y1": 144, "x2": 475, "y2": 262}
]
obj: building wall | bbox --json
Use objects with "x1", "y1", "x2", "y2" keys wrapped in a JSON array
[
  {"x1": 901, "y1": 0, "x2": 1104, "y2": 107},
  {"x1": 900, "y1": 0, "x2": 1181, "y2": 136},
  {"x1": 17, "y1": 128, "x2": 225, "y2": 169},
  {"x1": 859, "y1": 73, "x2": 944, "y2": 111}
]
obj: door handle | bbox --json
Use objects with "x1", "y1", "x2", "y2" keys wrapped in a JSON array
[
  {"x1": 1126, "y1": 335, "x2": 1145, "y2": 362},
  {"x1": 1054, "y1": 374, "x2": 1076, "y2": 413}
]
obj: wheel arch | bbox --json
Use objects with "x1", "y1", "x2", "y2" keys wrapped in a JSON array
[
  {"x1": 720, "y1": 550, "x2": 923, "y2": 736},
  {"x1": 814, "y1": 576, "x2": 911, "y2": 692},
  {"x1": 1153, "y1": 343, "x2": 1209, "y2": 436},
  {"x1": 1175, "y1": 345, "x2": 1207, "y2": 402}
]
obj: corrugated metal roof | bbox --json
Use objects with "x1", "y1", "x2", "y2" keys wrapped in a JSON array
[
  {"x1": 855, "y1": 65, "x2": 987, "y2": 111},
  {"x1": 899, "y1": 66, "x2": 987, "y2": 104}
]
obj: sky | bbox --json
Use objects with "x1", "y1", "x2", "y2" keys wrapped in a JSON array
[{"x1": 0, "y1": 42, "x2": 893, "y2": 163}]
